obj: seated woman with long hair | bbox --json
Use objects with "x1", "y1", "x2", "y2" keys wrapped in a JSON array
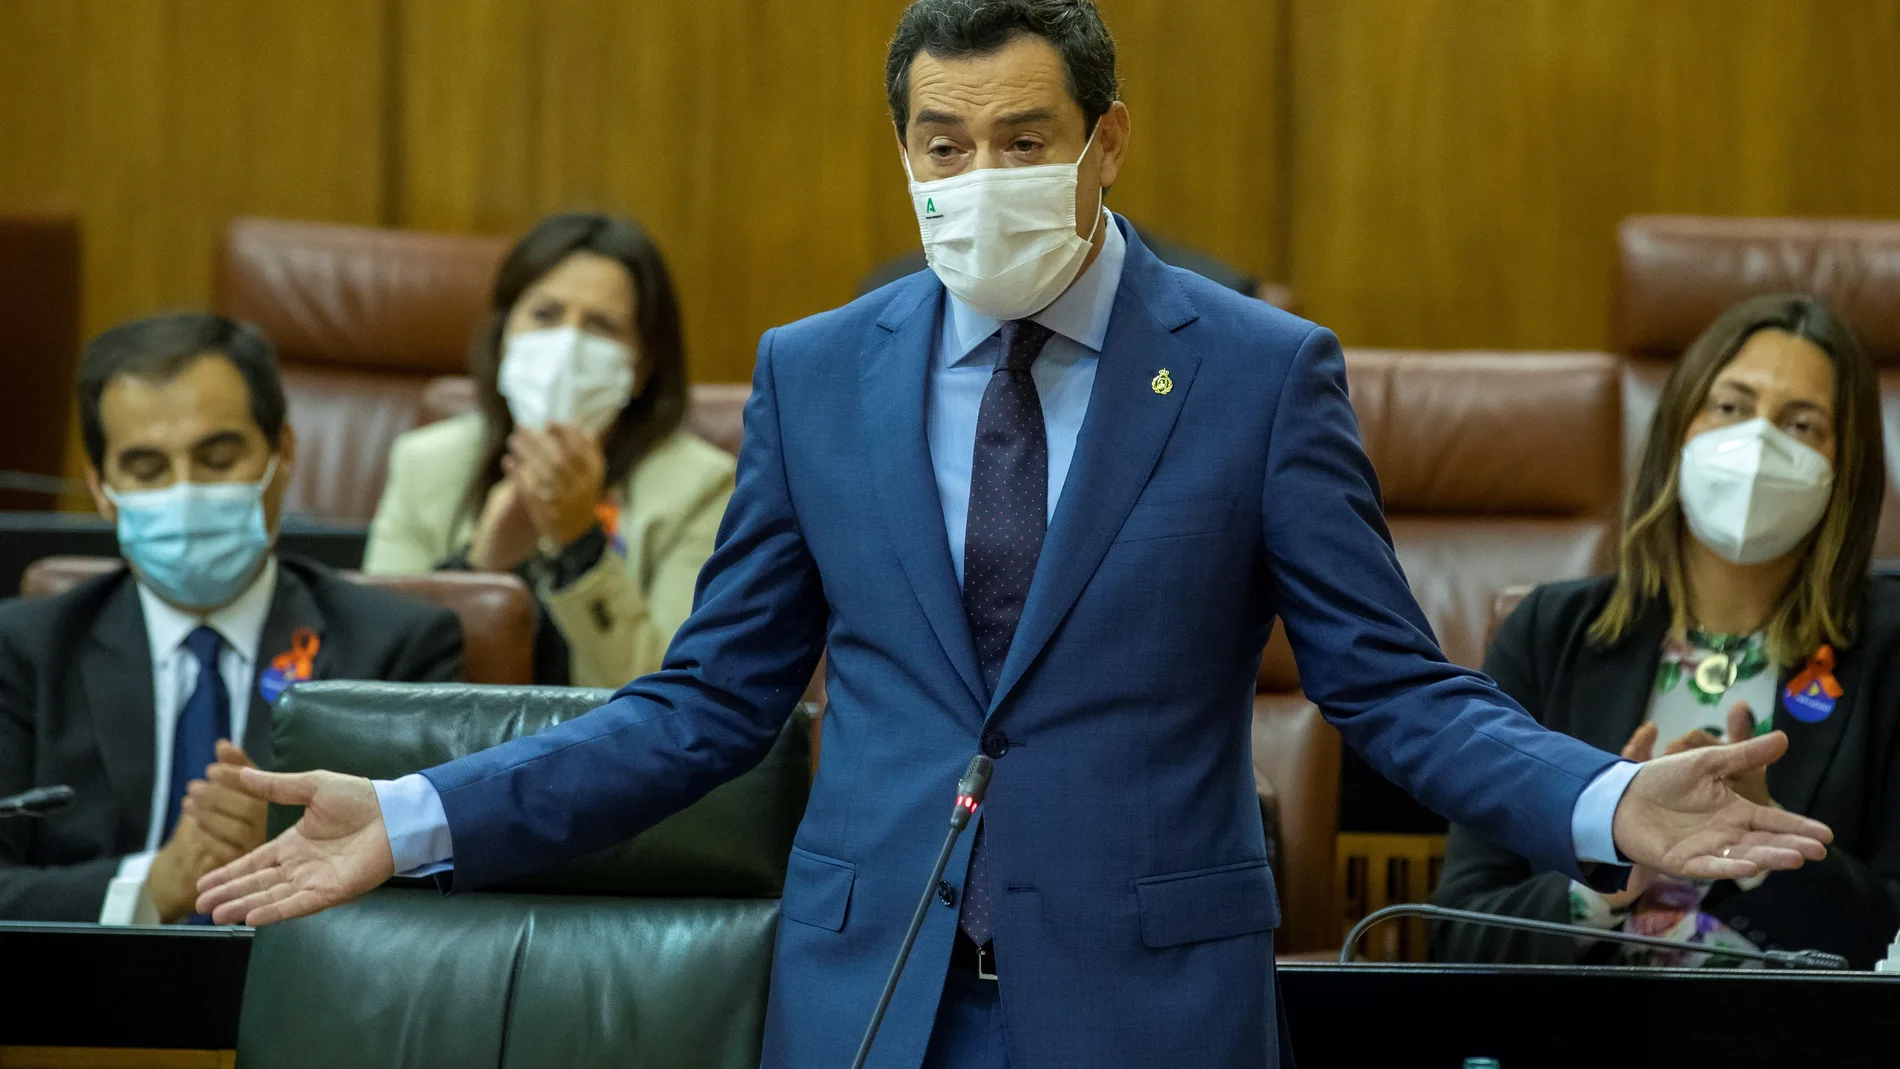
[
  {"x1": 365, "y1": 212, "x2": 735, "y2": 687},
  {"x1": 1432, "y1": 294, "x2": 1900, "y2": 969}
]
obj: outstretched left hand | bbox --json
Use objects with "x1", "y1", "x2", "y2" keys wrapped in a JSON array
[{"x1": 1612, "y1": 729, "x2": 1830, "y2": 881}]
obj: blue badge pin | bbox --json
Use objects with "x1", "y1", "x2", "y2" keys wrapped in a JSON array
[{"x1": 1782, "y1": 645, "x2": 1841, "y2": 725}]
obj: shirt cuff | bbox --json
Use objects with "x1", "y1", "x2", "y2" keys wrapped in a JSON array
[
  {"x1": 1572, "y1": 759, "x2": 1641, "y2": 865},
  {"x1": 373, "y1": 773, "x2": 456, "y2": 877},
  {"x1": 98, "y1": 851, "x2": 160, "y2": 925}
]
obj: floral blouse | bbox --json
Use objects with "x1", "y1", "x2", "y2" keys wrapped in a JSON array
[{"x1": 1566, "y1": 630, "x2": 1775, "y2": 968}]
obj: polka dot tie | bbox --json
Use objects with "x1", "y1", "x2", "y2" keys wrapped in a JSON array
[{"x1": 957, "y1": 318, "x2": 1054, "y2": 947}]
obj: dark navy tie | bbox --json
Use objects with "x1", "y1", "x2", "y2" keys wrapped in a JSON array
[
  {"x1": 958, "y1": 318, "x2": 1054, "y2": 946},
  {"x1": 165, "y1": 626, "x2": 229, "y2": 844}
]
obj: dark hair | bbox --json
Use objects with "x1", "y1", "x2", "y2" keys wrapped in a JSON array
[
  {"x1": 78, "y1": 312, "x2": 284, "y2": 469},
  {"x1": 886, "y1": 0, "x2": 1118, "y2": 139},
  {"x1": 1593, "y1": 294, "x2": 1883, "y2": 664},
  {"x1": 464, "y1": 212, "x2": 689, "y2": 521}
]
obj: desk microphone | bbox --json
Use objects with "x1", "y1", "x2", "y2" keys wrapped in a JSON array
[
  {"x1": 0, "y1": 785, "x2": 75, "y2": 819},
  {"x1": 1343, "y1": 902, "x2": 1849, "y2": 970},
  {"x1": 849, "y1": 754, "x2": 994, "y2": 1069}
]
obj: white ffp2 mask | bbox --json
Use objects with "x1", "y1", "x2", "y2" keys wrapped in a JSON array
[
  {"x1": 497, "y1": 326, "x2": 637, "y2": 436},
  {"x1": 1677, "y1": 417, "x2": 1834, "y2": 565},
  {"x1": 906, "y1": 131, "x2": 1105, "y2": 321}
]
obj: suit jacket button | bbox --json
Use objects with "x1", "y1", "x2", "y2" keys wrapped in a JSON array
[
  {"x1": 981, "y1": 731, "x2": 1009, "y2": 759},
  {"x1": 937, "y1": 880, "x2": 957, "y2": 907}
]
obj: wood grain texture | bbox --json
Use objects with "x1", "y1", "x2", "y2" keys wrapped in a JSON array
[
  {"x1": 0, "y1": 0, "x2": 387, "y2": 490},
  {"x1": 1288, "y1": 0, "x2": 1900, "y2": 350},
  {"x1": 1096, "y1": 0, "x2": 1285, "y2": 285},
  {"x1": 395, "y1": 0, "x2": 918, "y2": 384}
]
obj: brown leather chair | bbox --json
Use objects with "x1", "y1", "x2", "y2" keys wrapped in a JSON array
[
  {"x1": 1345, "y1": 349, "x2": 1623, "y2": 669},
  {"x1": 1258, "y1": 350, "x2": 1623, "y2": 953},
  {"x1": 0, "y1": 213, "x2": 81, "y2": 510},
  {"x1": 215, "y1": 218, "x2": 510, "y2": 522},
  {"x1": 19, "y1": 557, "x2": 534, "y2": 686},
  {"x1": 1613, "y1": 214, "x2": 1900, "y2": 555},
  {"x1": 422, "y1": 375, "x2": 753, "y2": 457}
]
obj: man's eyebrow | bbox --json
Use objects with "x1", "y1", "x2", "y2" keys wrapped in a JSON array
[
  {"x1": 996, "y1": 108, "x2": 1056, "y2": 126},
  {"x1": 114, "y1": 445, "x2": 167, "y2": 468},
  {"x1": 190, "y1": 430, "x2": 248, "y2": 454},
  {"x1": 913, "y1": 108, "x2": 963, "y2": 128}
]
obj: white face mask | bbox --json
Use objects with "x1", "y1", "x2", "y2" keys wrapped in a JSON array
[
  {"x1": 497, "y1": 325, "x2": 637, "y2": 436},
  {"x1": 906, "y1": 129, "x2": 1105, "y2": 321},
  {"x1": 1677, "y1": 417, "x2": 1835, "y2": 565}
]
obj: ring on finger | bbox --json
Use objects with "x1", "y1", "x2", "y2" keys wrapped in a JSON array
[{"x1": 1721, "y1": 846, "x2": 1733, "y2": 859}]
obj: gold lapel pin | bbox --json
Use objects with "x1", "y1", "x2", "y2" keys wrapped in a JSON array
[{"x1": 1150, "y1": 368, "x2": 1173, "y2": 396}]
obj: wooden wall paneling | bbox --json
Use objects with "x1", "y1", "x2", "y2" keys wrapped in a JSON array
[
  {"x1": 397, "y1": 0, "x2": 916, "y2": 385},
  {"x1": 1287, "y1": 0, "x2": 1900, "y2": 351},
  {"x1": 0, "y1": 0, "x2": 387, "y2": 495},
  {"x1": 1096, "y1": 0, "x2": 1286, "y2": 287}
]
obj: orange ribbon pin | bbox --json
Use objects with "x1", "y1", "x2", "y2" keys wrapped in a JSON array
[{"x1": 1786, "y1": 644, "x2": 1842, "y2": 700}]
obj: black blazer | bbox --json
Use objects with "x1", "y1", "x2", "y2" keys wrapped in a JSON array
[
  {"x1": 0, "y1": 555, "x2": 464, "y2": 921},
  {"x1": 1431, "y1": 575, "x2": 1900, "y2": 968}
]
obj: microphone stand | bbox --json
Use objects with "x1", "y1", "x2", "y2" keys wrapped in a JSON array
[
  {"x1": 849, "y1": 755, "x2": 995, "y2": 1069},
  {"x1": 0, "y1": 785, "x2": 74, "y2": 820},
  {"x1": 1342, "y1": 902, "x2": 1849, "y2": 970}
]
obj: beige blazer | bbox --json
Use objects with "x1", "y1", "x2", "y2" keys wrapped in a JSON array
[{"x1": 364, "y1": 413, "x2": 736, "y2": 688}]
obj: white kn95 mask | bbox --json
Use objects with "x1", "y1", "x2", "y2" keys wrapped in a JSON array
[
  {"x1": 1677, "y1": 417, "x2": 1834, "y2": 565},
  {"x1": 497, "y1": 326, "x2": 637, "y2": 436}
]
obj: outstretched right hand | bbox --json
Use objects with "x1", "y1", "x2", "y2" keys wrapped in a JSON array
[{"x1": 194, "y1": 767, "x2": 395, "y2": 926}]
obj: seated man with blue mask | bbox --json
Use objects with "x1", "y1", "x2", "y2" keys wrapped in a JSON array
[{"x1": 0, "y1": 312, "x2": 464, "y2": 924}]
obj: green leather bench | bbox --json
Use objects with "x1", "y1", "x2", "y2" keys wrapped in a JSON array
[{"x1": 237, "y1": 682, "x2": 813, "y2": 1068}]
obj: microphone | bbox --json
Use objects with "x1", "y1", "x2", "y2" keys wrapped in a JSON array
[
  {"x1": 850, "y1": 754, "x2": 995, "y2": 1069},
  {"x1": 0, "y1": 785, "x2": 75, "y2": 819},
  {"x1": 1342, "y1": 902, "x2": 1849, "y2": 970}
]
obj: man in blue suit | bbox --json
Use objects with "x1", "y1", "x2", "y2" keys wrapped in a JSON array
[{"x1": 199, "y1": 2, "x2": 1831, "y2": 1065}]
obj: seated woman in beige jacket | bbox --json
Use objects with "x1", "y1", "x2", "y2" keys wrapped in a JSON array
[{"x1": 366, "y1": 213, "x2": 734, "y2": 688}]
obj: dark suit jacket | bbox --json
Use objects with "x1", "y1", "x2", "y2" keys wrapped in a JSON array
[
  {"x1": 1432, "y1": 575, "x2": 1900, "y2": 968},
  {"x1": 0, "y1": 554, "x2": 464, "y2": 921},
  {"x1": 416, "y1": 219, "x2": 1621, "y2": 1068}
]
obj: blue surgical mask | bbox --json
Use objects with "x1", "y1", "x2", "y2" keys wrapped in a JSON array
[{"x1": 105, "y1": 458, "x2": 278, "y2": 610}]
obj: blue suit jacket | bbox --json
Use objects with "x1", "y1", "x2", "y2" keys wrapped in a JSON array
[{"x1": 423, "y1": 222, "x2": 1620, "y2": 1068}]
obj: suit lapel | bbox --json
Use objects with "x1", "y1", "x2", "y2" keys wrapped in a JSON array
[
  {"x1": 248, "y1": 563, "x2": 325, "y2": 763},
  {"x1": 79, "y1": 576, "x2": 158, "y2": 835},
  {"x1": 986, "y1": 231, "x2": 1202, "y2": 714},
  {"x1": 862, "y1": 276, "x2": 989, "y2": 712}
]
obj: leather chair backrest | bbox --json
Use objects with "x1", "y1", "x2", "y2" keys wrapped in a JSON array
[
  {"x1": 1257, "y1": 349, "x2": 1622, "y2": 689},
  {"x1": 1254, "y1": 350, "x2": 1621, "y2": 901},
  {"x1": 269, "y1": 682, "x2": 813, "y2": 896},
  {"x1": 0, "y1": 213, "x2": 81, "y2": 511},
  {"x1": 19, "y1": 557, "x2": 534, "y2": 685},
  {"x1": 422, "y1": 374, "x2": 753, "y2": 457},
  {"x1": 215, "y1": 217, "x2": 510, "y2": 521},
  {"x1": 1613, "y1": 214, "x2": 1900, "y2": 555},
  {"x1": 238, "y1": 683, "x2": 813, "y2": 1069}
]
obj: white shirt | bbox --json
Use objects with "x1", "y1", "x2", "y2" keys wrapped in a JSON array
[{"x1": 97, "y1": 557, "x2": 277, "y2": 924}]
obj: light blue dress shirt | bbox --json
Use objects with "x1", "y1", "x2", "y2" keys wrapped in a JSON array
[{"x1": 372, "y1": 209, "x2": 1636, "y2": 876}]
